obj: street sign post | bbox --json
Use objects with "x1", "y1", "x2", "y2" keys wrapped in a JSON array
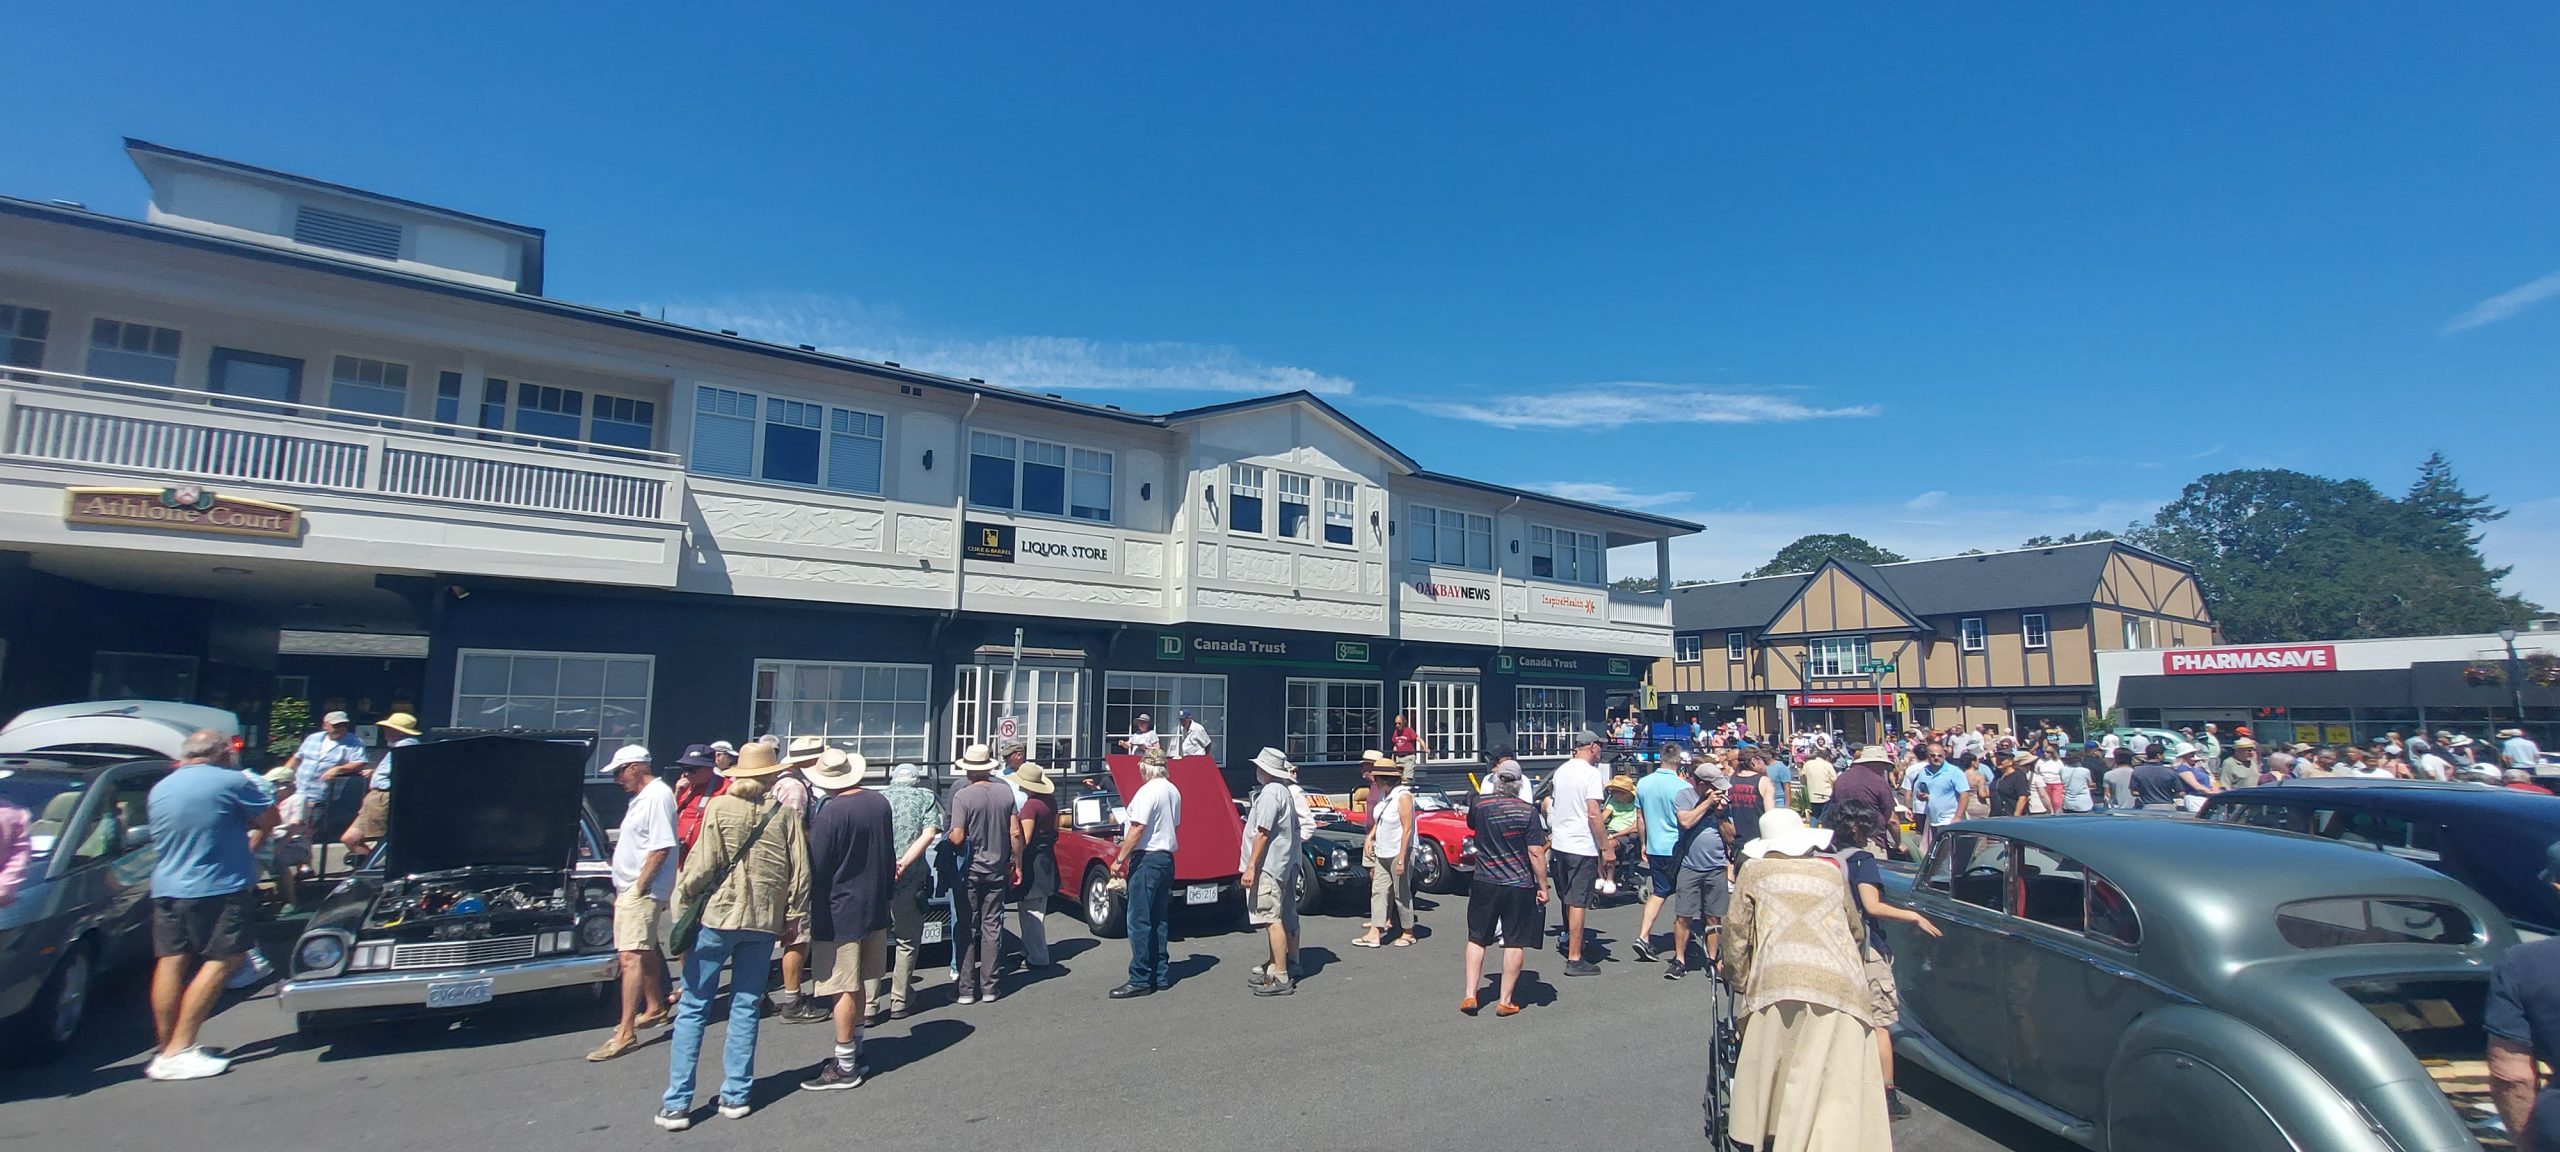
[{"x1": 1864, "y1": 661, "x2": 1897, "y2": 740}]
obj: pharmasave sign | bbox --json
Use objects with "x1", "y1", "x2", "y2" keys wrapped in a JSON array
[
  {"x1": 1526, "y1": 589, "x2": 1602, "y2": 621},
  {"x1": 2164, "y1": 644, "x2": 2338, "y2": 676},
  {"x1": 65, "y1": 486, "x2": 300, "y2": 541}
]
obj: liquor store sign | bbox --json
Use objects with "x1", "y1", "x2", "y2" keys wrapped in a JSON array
[{"x1": 65, "y1": 486, "x2": 300, "y2": 542}]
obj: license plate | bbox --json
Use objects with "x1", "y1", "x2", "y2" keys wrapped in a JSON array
[
  {"x1": 919, "y1": 921, "x2": 944, "y2": 945},
  {"x1": 425, "y1": 978, "x2": 494, "y2": 1008},
  {"x1": 1184, "y1": 884, "x2": 1219, "y2": 906}
]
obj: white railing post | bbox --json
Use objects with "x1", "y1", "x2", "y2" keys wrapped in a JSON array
[
  {"x1": 362, "y1": 434, "x2": 389, "y2": 492},
  {"x1": 0, "y1": 388, "x2": 16, "y2": 456}
]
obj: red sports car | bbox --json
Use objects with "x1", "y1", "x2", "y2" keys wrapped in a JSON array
[
  {"x1": 1334, "y1": 784, "x2": 1474, "y2": 893},
  {"x1": 1048, "y1": 755, "x2": 1245, "y2": 937}
]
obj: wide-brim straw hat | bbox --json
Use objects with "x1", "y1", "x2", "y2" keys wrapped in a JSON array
[
  {"x1": 802, "y1": 747, "x2": 869, "y2": 790},
  {"x1": 376, "y1": 712, "x2": 422, "y2": 737},
  {"x1": 1363, "y1": 750, "x2": 1402, "y2": 776},
  {"x1": 1851, "y1": 745, "x2": 1895, "y2": 768},
  {"x1": 1252, "y1": 746, "x2": 1298, "y2": 782},
  {"x1": 784, "y1": 735, "x2": 828, "y2": 768},
  {"x1": 722, "y1": 741, "x2": 791, "y2": 779},
  {"x1": 1742, "y1": 808, "x2": 1834, "y2": 860},
  {"x1": 955, "y1": 743, "x2": 1001, "y2": 772},
  {"x1": 1014, "y1": 762, "x2": 1056, "y2": 794}
]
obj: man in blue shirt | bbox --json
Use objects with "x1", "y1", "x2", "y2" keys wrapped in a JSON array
[
  {"x1": 145, "y1": 728, "x2": 278, "y2": 1082},
  {"x1": 283, "y1": 710, "x2": 367, "y2": 850},
  {"x1": 1628, "y1": 754, "x2": 1691, "y2": 962},
  {"x1": 1906, "y1": 743, "x2": 1972, "y2": 860}
]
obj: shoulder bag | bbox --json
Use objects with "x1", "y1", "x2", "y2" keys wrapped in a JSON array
[{"x1": 668, "y1": 800, "x2": 781, "y2": 956}]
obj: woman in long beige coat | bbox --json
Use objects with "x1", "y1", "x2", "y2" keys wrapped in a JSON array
[{"x1": 1720, "y1": 809, "x2": 1890, "y2": 1152}]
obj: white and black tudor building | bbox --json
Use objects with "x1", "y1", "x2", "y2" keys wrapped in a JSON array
[{"x1": 0, "y1": 140, "x2": 1696, "y2": 789}]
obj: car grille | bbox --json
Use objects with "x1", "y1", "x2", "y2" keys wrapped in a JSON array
[{"x1": 390, "y1": 935, "x2": 537, "y2": 970}]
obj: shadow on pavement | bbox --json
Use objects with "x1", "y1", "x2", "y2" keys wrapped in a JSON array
[
  {"x1": 1295, "y1": 945, "x2": 1339, "y2": 979},
  {"x1": 309, "y1": 990, "x2": 613, "y2": 1062},
  {"x1": 1895, "y1": 1062, "x2": 2083, "y2": 1152},
  {"x1": 1165, "y1": 953, "x2": 1221, "y2": 983}
]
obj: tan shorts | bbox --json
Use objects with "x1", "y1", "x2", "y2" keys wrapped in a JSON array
[
  {"x1": 1864, "y1": 952, "x2": 1901, "y2": 1027},
  {"x1": 613, "y1": 888, "x2": 667, "y2": 954},
  {"x1": 349, "y1": 789, "x2": 391, "y2": 841},
  {"x1": 811, "y1": 929, "x2": 890, "y2": 996},
  {"x1": 1249, "y1": 870, "x2": 1300, "y2": 934}
]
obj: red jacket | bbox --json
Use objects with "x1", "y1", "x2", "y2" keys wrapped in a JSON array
[{"x1": 676, "y1": 775, "x2": 729, "y2": 851}]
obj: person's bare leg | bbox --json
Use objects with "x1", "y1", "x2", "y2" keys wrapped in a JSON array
[
  {"x1": 151, "y1": 956, "x2": 191, "y2": 1052},
  {"x1": 1565, "y1": 904, "x2": 1586, "y2": 963},
  {"x1": 780, "y1": 943, "x2": 807, "y2": 1006},
  {"x1": 1638, "y1": 891, "x2": 1666, "y2": 945},
  {"x1": 643, "y1": 951, "x2": 668, "y2": 1014},
  {"x1": 1461, "y1": 940, "x2": 1487, "y2": 1001},
  {"x1": 1498, "y1": 945, "x2": 1525, "y2": 1006},
  {"x1": 1876, "y1": 1026, "x2": 1896, "y2": 1084},
  {"x1": 1265, "y1": 922, "x2": 1289, "y2": 977},
  {"x1": 166, "y1": 956, "x2": 240, "y2": 1054},
  {"x1": 612, "y1": 952, "x2": 647, "y2": 1042},
  {"x1": 832, "y1": 987, "x2": 865, "y2": 1054},
  {"x1": 1704, "y1": 921, "x2": 1721, "y2": 964},
  {"x1": 1671, "y1": 915, "x2": 1692, "y2": 966}
]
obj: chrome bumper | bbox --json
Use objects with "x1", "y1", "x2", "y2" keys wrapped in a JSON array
[{"x1": 278, "y1": 952, "x2": 616, "y2": 1015}]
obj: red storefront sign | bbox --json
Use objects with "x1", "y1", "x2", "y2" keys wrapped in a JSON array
[
  {"x1": 1786, "y1": 693, "x2": 1888, "y2": 708},
  {"x1": 2163, "y1": 644, "x2": 2337, "y2": 675}
]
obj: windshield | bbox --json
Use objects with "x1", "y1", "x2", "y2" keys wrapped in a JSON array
[
  {"x1": 0, "y1": 770, "x2": 88, "y2": 860},
  {"x1": 2277, "y1": 897, "x2": 2479, "y2": 949},
  {"x1": 1411, "y1": 789, "x2": 1457, "y2": 813}
]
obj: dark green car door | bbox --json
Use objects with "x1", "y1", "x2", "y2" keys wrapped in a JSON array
[
  {"x1": 1900, "y1": 831, "x2": 2019, "y2": 1084},
  {"x1": 2000, "y1": 843, "x2": 2179, "y2": 1124}
]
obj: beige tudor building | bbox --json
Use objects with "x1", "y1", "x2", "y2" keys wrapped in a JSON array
[{"x1": 1650, "y1": 540, "x2": 2218, "y2": 742}]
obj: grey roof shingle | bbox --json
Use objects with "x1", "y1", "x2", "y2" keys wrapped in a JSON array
[{"x1": 1669, "y1": 540, "x2": 2178, "y2": 630}]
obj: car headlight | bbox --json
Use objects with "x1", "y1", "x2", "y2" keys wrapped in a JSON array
[
  {"x1": 576, "y1": 912, "x2": 614, "y2": 951},
  {"x1": 349, "y1": 941, "x2": 394, "y2": 970},
  {"x1": 294, "y1": 932, "x2": 350, "y2": 978}
]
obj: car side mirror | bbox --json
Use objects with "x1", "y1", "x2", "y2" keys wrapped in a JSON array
[{"x1": 121, "y1": 825, "x2": 153, "y2": 852}]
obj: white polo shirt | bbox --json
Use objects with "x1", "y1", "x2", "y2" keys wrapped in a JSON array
[
  {"x1": 1125, "y1": 775, "x2": 1182, "y2": 854},
  {"x1": 1547, "y1": 755, "x2": 1606, "y2": 857}
]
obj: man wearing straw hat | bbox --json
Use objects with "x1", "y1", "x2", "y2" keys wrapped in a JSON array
[
  {"x1": 797, "y1": 748, "x2": 892, "y2": 1092},
  {"x1": 656, "y1": 740, "x2": 808, "y2": 1130},
  {"x1": 338, "y1": 711, "x2": 422, "y2": 861},
  {"x1": 947, "y1": 744, "x2": 1019, "y2": 1006},
  {"x1": 1241, "y1": 748, "x2": 1305, "y2": 996}
]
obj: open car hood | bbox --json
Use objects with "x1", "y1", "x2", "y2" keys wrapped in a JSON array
[{"x1": 385, "y1": 735, "x2": 587, "y2": 876}]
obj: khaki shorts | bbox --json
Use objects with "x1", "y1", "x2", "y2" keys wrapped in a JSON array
[
  {"x1": 1864, "y1": 951, "x2": 1901, "y2": 1027},
  {"x1": 349, "y1": 789, "x2": 391, "y2": 842},
  {"x1": 811, "y1": 929, "x2": 890, "y2": 996},
  {"x1": 613, "y1": 888, "x2": 667, "y2": 954},
  {"x1": 1249, "y1": 870, "x2": 1300, "y2": 934}
]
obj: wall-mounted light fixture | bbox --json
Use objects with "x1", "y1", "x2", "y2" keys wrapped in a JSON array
[
  {"x1": 1510, "y1": 540, "x2": 1521, "y2": 554},
  {"x1": 1140, "y1": 482, "x2": 1152, "y2": 502},
  {"x1": 1203, "y1": 483, "x2": 1216, "y2": 506},
  {"x1": 922, "y1": 449, "x2": 935, "y2": 471}
]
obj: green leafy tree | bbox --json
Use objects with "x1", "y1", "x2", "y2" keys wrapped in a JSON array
[
  {"x1": 1746, "y1": 533, "x2": 1908, "y2": 577},
  {"x1": 2127, "y1": 463, "x2": 2536, "y2": 643},
  {"x1": 2023, "y1": 530, "x2": 2117, "y2": 547},
  {"x1": 1610, "y1": 575, "x2": 1661, "y2": 593}
]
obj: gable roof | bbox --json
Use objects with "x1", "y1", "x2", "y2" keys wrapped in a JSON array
[
  {"x1": 1669, "y1": 540, "x2": 2186, "y2": 631},
  {"x1": 1826, "y1": 559, "x2": 1931, "y2": 628},
  {"x1": 1161, "y1": 391, "x2": 1419, "y2": 473}
]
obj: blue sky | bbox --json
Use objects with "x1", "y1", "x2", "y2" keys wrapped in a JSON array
[{"x1": 10, "y1": 4, "x2": 2558, "y2": 601}]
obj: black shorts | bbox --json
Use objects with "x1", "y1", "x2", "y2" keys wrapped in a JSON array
[
  {"x1": 1552, "y1": 851, "x2": 1599, "y2": 908},
  {"x1": 152, "y1": 891, "x2": 255, "y2": 961},
  {"x1": 1466, "y1": 884, "x2": 1545, "y2": 949},
  {"x1": 1647, "y1": 854, "x2": 1678, "y2": 899}
]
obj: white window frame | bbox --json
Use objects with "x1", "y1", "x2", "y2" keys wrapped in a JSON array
[
  {"x1": 326, "y1": 352, "x2": 413, "y2": 420},
  {"x1": 690, "y1": 384, "x2": 758, "y2": 477},
  {"x1": 0, "y1": 301, "x2": 51, "y2": 380},
  {"x1": 86, "y1": 316, "x2": 184, "y2": 388},
  {"x1": 1727, "y1": 631, "x2": 1747, "y2": 661},
  {"x1": 969, "y1": 430, "x2": 1113, "y2": 525},
  {"x1": 968, "y1": 430, "x2": 1018, "y2": 511},
  {"x1": 1408, "y1": 504, "x2": 1494, "y2": 572},
  {"x1": 1674, "y1": 634, "x2": 1703, "y2": 664},
  {"x1": 690, "y1": 382, "x2": 888, "y2": 494},
  {"x1": 1400, "y1": 678, "x2": 1480, "y2": 764},
  {"x1": 2123, "y1": 616, "x2": 2157, "y2": 649},
  {"x1": 1285, "y1": 678, "x2": 1384, "y2": 764},
  {"x1": 452, "y1": 647, "x2": 655, "y2": 773},
  {"x1": 1805, "y1": 635, "x2": 1872, "y2": 679},
  {"x1": 1529, "y1": 523, "x2": 1604, "y2": 585},
  {"x1": 1514, "y1": 685, "x2": 1588, "y2": 757},
  {"x1": 1276, "y1": 472, "x2": 1314, "y2": 541},
  {"x1": 2023, "y1": 613, "x2": 2050, "y2": 650},
  {"x1": 750, "y1": 659, "x2": 933, "y2": 767},
  {"x1": 951, "y1": 664, "x2": 1086, "y2": 769},
  {"x1": 1321, "y1": 478, "x2": 1358, "y2": 548},
  {"x1": 1103, "y1": 672, "x2": 1227, "y2": 753},
  {"x1": 1227, "y1": 463, "x2": 1267, "y2": 536},
  {"x1": 1960, "y1": 616, "x2": 1987, "y2": 653},
  {"x1": 1068, "y1": 446, "x2": 1113, "y2": 523},
  {"x1": 590, "y1": 393, "x2": 658, "y2": 454}
]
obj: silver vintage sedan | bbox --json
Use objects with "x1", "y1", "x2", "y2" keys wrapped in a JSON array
[
  {"x1": 0, "y1": 753, "x2": 170, "y2": 1055},
  {"x1": 1884, "y1": 815, "x2": 2516, "y2": 1151}
]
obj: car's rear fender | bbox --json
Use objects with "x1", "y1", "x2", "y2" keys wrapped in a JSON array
[{"x1": 2107, "y1": 1005, "x2": 2392, "y2": 1152}]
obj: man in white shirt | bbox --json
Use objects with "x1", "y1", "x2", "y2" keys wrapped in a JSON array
[
  {"x1": 2505, "y1": 729, "x2": 2546, "y2": 771},
  {"x1": 2127, "y1": 732, "x2": 2152, "y2": 758},
  {"x1": 591, "y1": 743, "x2": 678, "y2": 1062},
  {"x1": 1171, "y1": 711, "x2": 1214, "y2": 759},
  {"x1": 1110, "y1": 749, "x2": 1183, "y2": 999},
  {"x1": 1545, "y1": 729, "x2": 1611, "y2": 979},
  {"x1": 1118, "y1": 714, "x2": 1161, "y2": 756}
]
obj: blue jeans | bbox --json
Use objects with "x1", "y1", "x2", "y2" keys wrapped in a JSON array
[
  {"x1": 662, "y1": 926, "x2": 775, "y2": 1114},
  {"x1": 1125, "y1": 850, "x2": 1176, "y2": 988}
]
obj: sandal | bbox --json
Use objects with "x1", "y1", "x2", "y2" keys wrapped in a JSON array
[
  {"x1": 1351, "y1": 936, "x2": 1383, "y2": 948},
  {"x1": 1389, "y1": 935, "x2": 1414, "y2": 947}
]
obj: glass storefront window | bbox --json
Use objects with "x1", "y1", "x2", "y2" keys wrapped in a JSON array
[
  {"x1": 1515, "y1": 686, "x2": 1587, "y2": 757},
  {"x1": 750, "y1": 660, "x2": 932, "y2": 766},
  {"x1": 952, "y1": 665, "x2": 1085, "y2": 769},
  {"x1": 1400, "y1": 679, "x2": 1480, "y2": 763},
  {"x1": 453, "y1": 649, "x2": 652, "y2": 771},
  {"x1": 1103, "y1": 673, "x2": 1226, "y2": 753},
  {"x1": 1285, "y1": 679, "x2": 1383, "y2": 763}
]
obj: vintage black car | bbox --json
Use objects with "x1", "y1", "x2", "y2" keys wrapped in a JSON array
[
  {"x1": 277, "y1": 735, "x2": 617, "y2": 1030},
  {"x1": 0, "y1": 752, "x2": 168, "y2": 1055},
  {"x1": 2203, "y1": 779, "x2": 2560, "y2": 936},
  {"x1": 1300, "y1": 816, "x2": 1370, "y2": 914}
]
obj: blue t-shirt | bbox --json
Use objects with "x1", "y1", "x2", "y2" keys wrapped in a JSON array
[
  {"x1": 1841, "y1": 848, "x2": 1891, "y2": 958},
  {"x1": 1910, "y1": 762, "x2": 1970, "y2": 826},
  {"x1": 1765, "y1": 758, "x2": 1793, "y2": 790},
  {"x1": 1633, "y1": 770, "x2": 1689, "y2": 857},
  {"x1": 149, "y1": 762, "x2": 271, "y2": 899},
  {"x1": 371, "y1": 736, "x2": 419, "y2": 791}
]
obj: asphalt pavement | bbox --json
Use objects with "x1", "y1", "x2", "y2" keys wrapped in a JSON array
[{"x1": 0, "y1": 890, "x2": 2077, "y2": 1152}]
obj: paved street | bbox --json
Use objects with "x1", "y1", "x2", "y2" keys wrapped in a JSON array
[{"x1": 2, "y1": 893, "x2": 2071, "y2": 1152}]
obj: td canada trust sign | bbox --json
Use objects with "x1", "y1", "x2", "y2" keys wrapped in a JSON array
[
  {"x1": 64, "y1": 486, "x2": 301, "y2": 542},
  {"x1": 2163, "y1": 644, "x2": 2338, "y2": 676}
]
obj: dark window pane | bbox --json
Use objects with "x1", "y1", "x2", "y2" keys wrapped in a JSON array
[
  {"x1": 1279, "y1": 502, "x2": 1310, "y2": 539},
  {"x1": 1325, "y1": 521, "x2": 1353, "y2": 546},
  {"x1": 763, "y1": 422, "x2": 820, "y2": 484},
  {"x1": 970, "y1": 452, "x2": 1015, "y2": 509},
  {"x1": 1022, "y1": 461, "x2": 1066, "y2": 515},
  {"x1": 1232, "y1": 494, "x2": 1264, "y2": 534}
]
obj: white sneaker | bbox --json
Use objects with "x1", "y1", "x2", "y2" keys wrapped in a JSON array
[
  {"x1": 144, "y1": 1047, "x2": 232, "y2": 1081},
  {"x1": 226, "y1": 950, "x2": 273, "y2": 991},
  {"x1": 716, "y1": 1099, "x2": 751, "y2": 1120}
]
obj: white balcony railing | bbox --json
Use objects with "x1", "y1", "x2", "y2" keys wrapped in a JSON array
[
  {"x1": 1608, "y1": 592, "x2": 1669, "y2": 628},
  {"x1": 0, "y1": 368, "x2": 679, "y2": 523}
]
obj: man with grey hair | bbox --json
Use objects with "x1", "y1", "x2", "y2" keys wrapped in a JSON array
[
  {"x1": 870, "y1": 763, "x2": 944, "y2": 1020},
  {"x1": 1111, "y1": 746, "x2": 1182, "y2": 998},
  {"x1": 1241, "y1": 748, "x2": 1303, "y2": 996},
  {"x1": 947, "y1": 744, "x2": 1017, "y2": 1006},
  {"x1": 144, "y1": 729, "x2": 278, "y2": 1080}
]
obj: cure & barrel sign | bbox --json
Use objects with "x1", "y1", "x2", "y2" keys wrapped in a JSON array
[
  {"x1": 65, "y1": 486, "x2": 301, "y2": 541},
  {"x1": 2163, "y1": 644, "x2": 2336, "y2": 676}
]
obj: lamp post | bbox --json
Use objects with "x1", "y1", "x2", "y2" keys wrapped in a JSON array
[{"x1": 2502, "y1": 626, "x2": 2527, "y2": 730}]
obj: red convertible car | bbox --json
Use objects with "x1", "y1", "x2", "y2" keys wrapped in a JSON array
[
  {"x1": 1335, "y1": 784, "x2": 1475, "y2": 893},
  {"x1": 1050, "y1": 755, "x2": 1246, "y2": 937}
]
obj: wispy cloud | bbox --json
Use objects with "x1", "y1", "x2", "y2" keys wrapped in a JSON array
[
  {"x1": 651, "y1": 292, "x2": 1355, "y2": 396},
  {"x1": 2442, "y1": 270, "x2": 2560, "y2": 335},
  {"x1": 1904, "y1": 490, "x2": 1947, "y2": 510},
  {"x1": 1531, "y1": 481, "x2": 1696, "y2": 509},
  {"x1": 1376, "y1": 382, "x2": 1877, "y2": 431}
]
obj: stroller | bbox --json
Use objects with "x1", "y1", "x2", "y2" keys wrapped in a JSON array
[{"x1": 1700, "y1": 964, "x2": 1744, "y2": 1149}]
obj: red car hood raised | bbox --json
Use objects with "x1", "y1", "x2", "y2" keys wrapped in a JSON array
[{"x1": 1104, "y1": 754, "x2": 1245, "y2": 883}]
